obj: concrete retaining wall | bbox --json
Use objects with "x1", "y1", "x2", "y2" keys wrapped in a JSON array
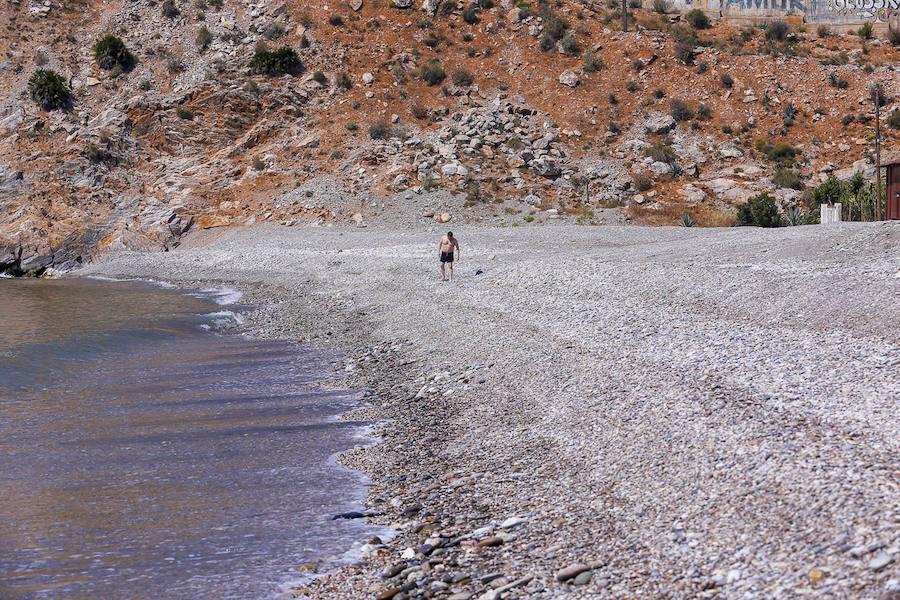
[{"x1": 656, "y1": 0, "x2": 899, "y2": 24}]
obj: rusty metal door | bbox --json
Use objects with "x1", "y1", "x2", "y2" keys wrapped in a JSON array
[{"x1": 888, "y1": 164, "x2": 900, "y2": 221}]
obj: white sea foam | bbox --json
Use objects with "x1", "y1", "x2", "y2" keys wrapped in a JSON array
[
  {"x1": 0, "y1": 273, "x2": 12, "y2": 279},
  {"x1": 196, "y1": 287, "x2": 243, "y2": 305},
  {"x1": 204, "y1": 310, "x2": 245, "y2": 326},
  {"x1": 86, "y1": 275, "x2": 176, "y2": 289}
]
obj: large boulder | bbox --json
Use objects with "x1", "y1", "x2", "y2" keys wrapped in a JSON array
[
  {"x1": 678, "y1": 184, "x2": 707, "y2": 204},
  {"x1": 558, "y1": 70, "x2": 579, "y2": 88},
  {"x1": 532, "y1": 157, "x2": 561, "y2": 179},
  {"x1": 643, "y1": 111, "x2": 676, "y2": 135},
  {"x1": 0, "y1": 107, "x2": 24, "y2": 137}
]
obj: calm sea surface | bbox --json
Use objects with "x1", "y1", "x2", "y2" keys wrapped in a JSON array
[{"x1": 0, "y1": 277, "x2": 383, "y2": 600}]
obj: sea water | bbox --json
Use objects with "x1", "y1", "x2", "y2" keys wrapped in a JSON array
[{"x1": 0, "y1": 277, "x2": 384, "y2": 600}]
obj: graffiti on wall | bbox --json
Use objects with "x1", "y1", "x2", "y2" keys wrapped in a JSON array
[
  {"x1": 686, "y1": 0, "x2": 898, "y2": 21},
  {"x1": 723, "y1": 0, "x2": 805, "y2": 12},
  {"x1": 827, "y1": 0, "x2": 898, "y2": 21}
]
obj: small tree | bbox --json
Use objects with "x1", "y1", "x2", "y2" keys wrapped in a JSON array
[
  {"x1": 250, "y1": 47, "x2": 303, "y2": 75},
  {"x1": 685, "y1": 8, "x2": 709, "y2": 29},
  {"x1": 28, "y1": 69, "x2": 71, "y2": 110},
  {"x1": 811, "y1": 175, "x2": 843, "y2": 207},
  {"x1": 737, "y1": 192, "x2": 782, "y2": 227},
  {"x1": 93, "y1": 35, "x2": 137, "y2": 71},
  {"x1": 857, "y1": 21, "x2": 873, "y2": 39}
]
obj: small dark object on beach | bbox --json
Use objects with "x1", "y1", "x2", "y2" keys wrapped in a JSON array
[
  {"x1": 332, "y1": 511, "x2": 365, "y2": 520},
  {"x1": 475, "y1": 269, "x2": 483, "y2": 275}
]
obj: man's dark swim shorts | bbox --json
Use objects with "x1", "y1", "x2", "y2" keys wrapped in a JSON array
[{"x1": 440, "y1": 251, "x2": 454, "y2": 263}]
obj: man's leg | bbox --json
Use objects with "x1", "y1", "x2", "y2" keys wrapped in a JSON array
[
  {"x1": 440, "y1": 261, "x2": 446, "y2": 281},
  {"x1": 448, "y1": 261, "x2": 453, "y2": 281}
]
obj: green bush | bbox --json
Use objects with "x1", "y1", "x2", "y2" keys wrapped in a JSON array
[
  {"x1": 419, "y1": 60, "x2": 445, "y2": 85},
  {"x1": 161, "y1": 0, "x2": 180, "y2": 18},
  {"x1": 816, "y1": 24, "x2": 832, "y2": 37},
  {"x1": 539, "y1": 32, "x2": 555, "y2": 51},
  {"x1": 28, "y1": 69, "x2": 70, "y2": 110},
  {"x1": 685, "y1": 9, "x2": 709, "y2": 29},
  {"x1": 462, "y1": 6, "x2": 479, "y2": 23},
  {"x1": 772, "y1": 168, "x2": 802, "y2": 190},
  {"x1": 737, "y1": 192, "x2": 782, "y2": 227},
  {"x1": 250, "y1": 47, "x2": 303, "y2": 75},
  {"x1": 329, "y1": 14, "x2": 344, "y2": 25},
  {"x1": 828, "y1": 71, "x2": 848, "y2": 89},
  {"x1": 755, "y1": 139, "x2": 800, "y2": 165},
  {"x1": 93, "y1": 35, "x2": 137, "y2": 71},
  {"x1": 887, "y1": 109, "x2": 900, "y2": 128},
  {"x1": 560, "y1": 32, "x2": 579, "y2": 55},
  {"x1": 644, "y1": 141, "x2": 678, "y2": 164},
  {"x1": 263, "y1": 21, "x2": 287, "y2": 39},
  {"x1": 336, "y1": 71, "x2": 352, "y2": 89},
  {"x1": 196, "y1": 26, "x2": 214, "y2": 50},
  {"x1": 583, "y1": 49, "x2": 603, "y2": 72},
  {"x1": 720, "y1": 73, "x2": 733, "y2": 87},
  {"x1": 543, "y1": 11, "x2": 569, "y2": 40},
  {"x1": 857, "y1": 21, "x2": 873, "y2": 39},
  {"x1": 783, "y1": 101, "x2": 797, "y2": 127},
  {"x1": 670, "y1": 98, "x2": 695, "y2": 121},
  {"x1": 312, "y1": 71, "x2": 327, "y2": 84}
]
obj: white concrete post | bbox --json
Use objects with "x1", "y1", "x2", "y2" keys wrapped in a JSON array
[{"x1": 820, "y1": 203, "x2": 842, "y2": 224}]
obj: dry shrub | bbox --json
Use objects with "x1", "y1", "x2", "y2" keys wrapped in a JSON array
[
  {"x1": 411, "y1": 102, "x2": 429, "y2": 119},
  {"x1": 628, "y1": 202, "x2": 735, "y2": 226}
]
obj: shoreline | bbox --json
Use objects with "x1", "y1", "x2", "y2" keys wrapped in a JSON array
[{"x1": 82, "y1": 223, "x2": 900, "y2": 600}]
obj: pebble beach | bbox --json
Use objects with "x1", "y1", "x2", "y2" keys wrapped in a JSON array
[{"x1": 83, "y1": 222, "x2": 900, "y2": 600}]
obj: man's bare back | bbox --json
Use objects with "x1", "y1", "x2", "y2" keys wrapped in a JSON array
[{"x1": 438, "y1": 232, "x2": 459, "y2": 281}]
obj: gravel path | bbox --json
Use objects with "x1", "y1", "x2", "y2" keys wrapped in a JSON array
[{"x1": 84, "y1": 222, "x2": 900, "y2": 600}]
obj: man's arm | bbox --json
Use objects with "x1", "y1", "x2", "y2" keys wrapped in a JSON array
[{"x1": 454, "y1": 239, "x2": 460, "y2": 260}]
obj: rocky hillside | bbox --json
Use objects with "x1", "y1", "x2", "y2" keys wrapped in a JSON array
[{"x1": 0, "y1": 0, "x2": 897, "y2": 273}]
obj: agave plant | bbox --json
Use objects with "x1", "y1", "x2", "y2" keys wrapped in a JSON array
[
  {"x1": 787, "y1": 205, "x2": 805, "y2": 226},
  {"x1": 679, "y1": 213, "x2": 697, "y2": 227}
]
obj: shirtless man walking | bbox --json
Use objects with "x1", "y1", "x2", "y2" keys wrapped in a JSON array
[{"x1": 438, "y1": 231, "x2": 460, "y2": 282}]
